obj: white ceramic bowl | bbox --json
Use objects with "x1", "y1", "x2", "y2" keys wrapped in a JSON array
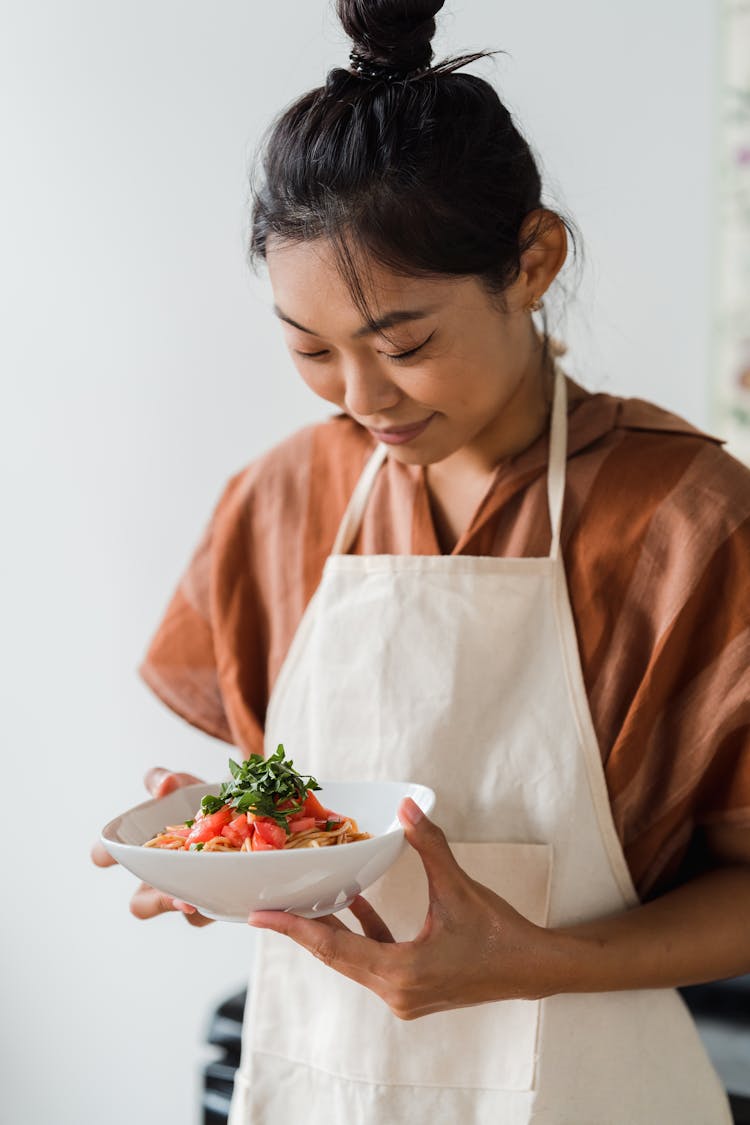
[{"x1": 100, "y1": 780, "x2": 435, "y2": 921}]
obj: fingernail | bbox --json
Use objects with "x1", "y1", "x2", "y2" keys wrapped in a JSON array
[
  {"x1": 156, "y1": 776, "x2": 174, "y2": 798},
  {"x1": 400, "y1": 797, "x2": 423, "y2": 826}
]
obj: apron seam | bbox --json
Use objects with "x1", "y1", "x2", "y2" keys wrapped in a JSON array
[{"x1": 323, "y1": 554, "x2": 556, "y2": 574}]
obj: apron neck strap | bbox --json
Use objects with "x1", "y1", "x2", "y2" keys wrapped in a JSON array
[
  {"x1": 547, "y1": 360, "x2": 568, "y2": 562},
  {"x1": 331, "y1": 360, "x2": 568, "y2": 559},
  {"x1": 330, "y1": 441, "x2": 388, "y2": 555}
]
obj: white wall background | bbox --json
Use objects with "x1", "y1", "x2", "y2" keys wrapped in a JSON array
[{"x1": 1, "y1": 2, "x2": 718, "y2": 1123}]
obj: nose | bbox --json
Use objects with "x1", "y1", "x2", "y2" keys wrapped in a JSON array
[{"x1": 343, "y1": 359, "x2": 402, "y2": 419}]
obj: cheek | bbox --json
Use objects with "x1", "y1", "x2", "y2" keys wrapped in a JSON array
[
  {"x1": 410, "y1": 370, "x2": 492, "y2": 416},
  {"x1": 294, "y1": 362, "x2": 344, "y2": 405}
]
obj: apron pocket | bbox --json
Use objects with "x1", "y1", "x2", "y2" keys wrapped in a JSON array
[{"x1": 248, "y1": 840, "x2": 552, "y2": 1092}]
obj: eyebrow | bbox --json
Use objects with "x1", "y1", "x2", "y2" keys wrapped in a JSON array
[{"x1": 272, "y1": 303, "x2": 438, "y2": 339}]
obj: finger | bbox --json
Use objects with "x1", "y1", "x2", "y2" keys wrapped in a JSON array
[
  {"x1": 247, "y1": 910, "x2": 384, "y2": 980},
  {"x1": 130, "y1": 882, "x2": 183, "y2": 921},
  {"x1": 172, "y1": 900, "x2": 215, "y2": 928},
  {"x1": 90, "y1": 840, "x2": 118, "y2": 868},
  {"x1": 144, "y1": 768, "x2": 204, "y2": 799},
  {"x1": 347, "y1": 895, "x2": 395, "y2": 943},
  {"x1": 130, "y1": 885, "x2": 215, "y2": 926},
  {"x1": 313, "y1": 913, "x2": 351, "y2": 933},
  {"x1": 182, "y1": 910, "x2": 215, "y2": 929},
  {"x1": 171, "y1": 898, "x2": 197, "y2": 915},
  {"x1": 397, "y1": 798, "x2": 464, "y2": 895}
]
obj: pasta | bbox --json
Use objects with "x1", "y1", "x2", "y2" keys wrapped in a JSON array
[
  {"x1": 143, "y1": 744, "x2": 371, "y2": 853},
  {"x1": 143, "y1": 815, "x2": 370, "y2": 852}
]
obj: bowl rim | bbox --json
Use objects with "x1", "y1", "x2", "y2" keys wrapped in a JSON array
[{"x1": 100, "y1": 779, "x2": 436, "y2": 854}]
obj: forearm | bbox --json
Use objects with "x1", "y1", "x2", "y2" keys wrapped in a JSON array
[{"x1": 543, "y1": 864, "x2": 750, "y2": 996}]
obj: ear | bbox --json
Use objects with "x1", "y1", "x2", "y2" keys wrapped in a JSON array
[{"x1": 516, "y1": 209, "x2": 568, "y2": 308}]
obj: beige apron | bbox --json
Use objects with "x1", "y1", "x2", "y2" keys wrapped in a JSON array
[{"x1": 228, "y1": 364, "x2": 732, "y2": 1124}]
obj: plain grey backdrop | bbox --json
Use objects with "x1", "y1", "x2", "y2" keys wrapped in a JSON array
[{"x1": 1, "y1": 2, "x2": 718, "y2": 1122}]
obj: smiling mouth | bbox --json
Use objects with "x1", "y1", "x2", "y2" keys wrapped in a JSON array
[
  {"x1": 368, "y1": 413, "x2": 436, "y2": 435},
  {"x1": 364, "y1": 413, "x2": 437, "y2": 446}
]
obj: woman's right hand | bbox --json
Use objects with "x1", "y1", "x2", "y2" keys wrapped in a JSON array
[{"x1": 90, "y1": 767, "x2": 215, "y2": 928}]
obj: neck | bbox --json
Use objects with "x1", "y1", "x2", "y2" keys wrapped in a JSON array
[{"x1": 434, "y1": 338, "x2": 558, "y2": 482}]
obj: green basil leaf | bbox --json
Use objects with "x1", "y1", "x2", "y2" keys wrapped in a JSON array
[
  {"x1": 205, "y1": 744, "x2": 321, "y2": 831},
  {"x1": 201, "y1": 794, "x2": 226, "y2": 815}
]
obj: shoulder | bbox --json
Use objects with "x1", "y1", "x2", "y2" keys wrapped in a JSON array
[
  {"x1": 614, "y1": 395, "x2": 722, "y2": 443},
  {"x1": 210, "y1": 413, "x2": 376, "y2": 533},
  {"x1": 565, "y1": 391, "x2": 750, "y2": 632},
  {"x1": 571, "y1": 383, "x2": 726, "y2": 455},
  {"x1": 571, "y1": 388, "x2": 750, "y2": 530},
  {"x1": 619, "y1": 397, "x2": 749, "y2": 518}
]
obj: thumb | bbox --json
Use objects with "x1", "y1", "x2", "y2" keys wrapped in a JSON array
[
  {"x1": 144, "y1": 768, "x2": 204, "y2": 799},
  {"x1": 397, "y1": 798, "x2": 463, "y2": 894}
]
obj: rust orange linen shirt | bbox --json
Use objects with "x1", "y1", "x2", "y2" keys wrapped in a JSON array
[{"x1": 139, "y1": 379, "x2": 750, "y2": 900}]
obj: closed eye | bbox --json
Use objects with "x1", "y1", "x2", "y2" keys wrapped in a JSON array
[
  {"x1": 294, "y1": 330, "x2": 436, "y2": 363},
  {"x1": 385, "y1": 338, "x2": 430, "y2": 362}
]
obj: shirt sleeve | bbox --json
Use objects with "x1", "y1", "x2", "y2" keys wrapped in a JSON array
[
  {"x1": 604, "y1": 453, "x2": 750, "y2": 899},
  {"x1": 137, "y1": 466, "x2": 266, "y2": 757}
]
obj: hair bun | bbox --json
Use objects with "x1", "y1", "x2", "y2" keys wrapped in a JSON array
[{"x1": 336, "y1": 0, "x2": 445, "y2": 72}]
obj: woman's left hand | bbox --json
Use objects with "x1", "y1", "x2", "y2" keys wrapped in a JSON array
[{"x1": 248, "y1": 798, "x2": 560, "y2": 1020}]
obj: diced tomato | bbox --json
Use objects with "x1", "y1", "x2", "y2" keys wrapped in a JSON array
[
  {"x1": 221, "y1": 813, "x2": 252, "y2": 846},
  {"x1": 251, "y1": 833, "x2": 276, "y2": 851},
  {"x1": 288, "y1": 816, "x2": 316, "y2": 834},
  {"x1": 301, "y1": 791, "x2": 330, "y2": 820},
  {"x1": 186, "y1": 805, "x2": 233, "y2": 845},
  {"x1": 252, "y1": 818, "x2": 287, "y2": 850}
]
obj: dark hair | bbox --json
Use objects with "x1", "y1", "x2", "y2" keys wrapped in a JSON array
[{"x1": 247, "y1": 0, "x2": 581, "y2": 367}]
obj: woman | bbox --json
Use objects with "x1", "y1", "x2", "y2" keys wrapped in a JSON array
[{"x1": 94, "y1": 2, "x2": 750, "y2": 1121}]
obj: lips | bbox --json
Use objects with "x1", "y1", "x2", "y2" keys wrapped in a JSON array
[{"x1": 366, "y1": 413, "x2": 437, "y2": 445}]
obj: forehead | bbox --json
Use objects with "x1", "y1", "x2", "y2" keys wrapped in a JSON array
[
  {"x1": 267, "y1": 236, "x2": 424, "y2": 307},
  {"x1": 265, "y1": 236, "x2": 481, "y2": 337}
]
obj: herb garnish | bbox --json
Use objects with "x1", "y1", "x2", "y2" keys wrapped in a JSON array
[{"x1": 200, "y1": 744, "x2": 321, "y2": 832}]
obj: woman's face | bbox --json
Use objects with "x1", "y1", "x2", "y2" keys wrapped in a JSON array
[{"x1": 266, "y1": 236, "x2": 549, "y2": 469}]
